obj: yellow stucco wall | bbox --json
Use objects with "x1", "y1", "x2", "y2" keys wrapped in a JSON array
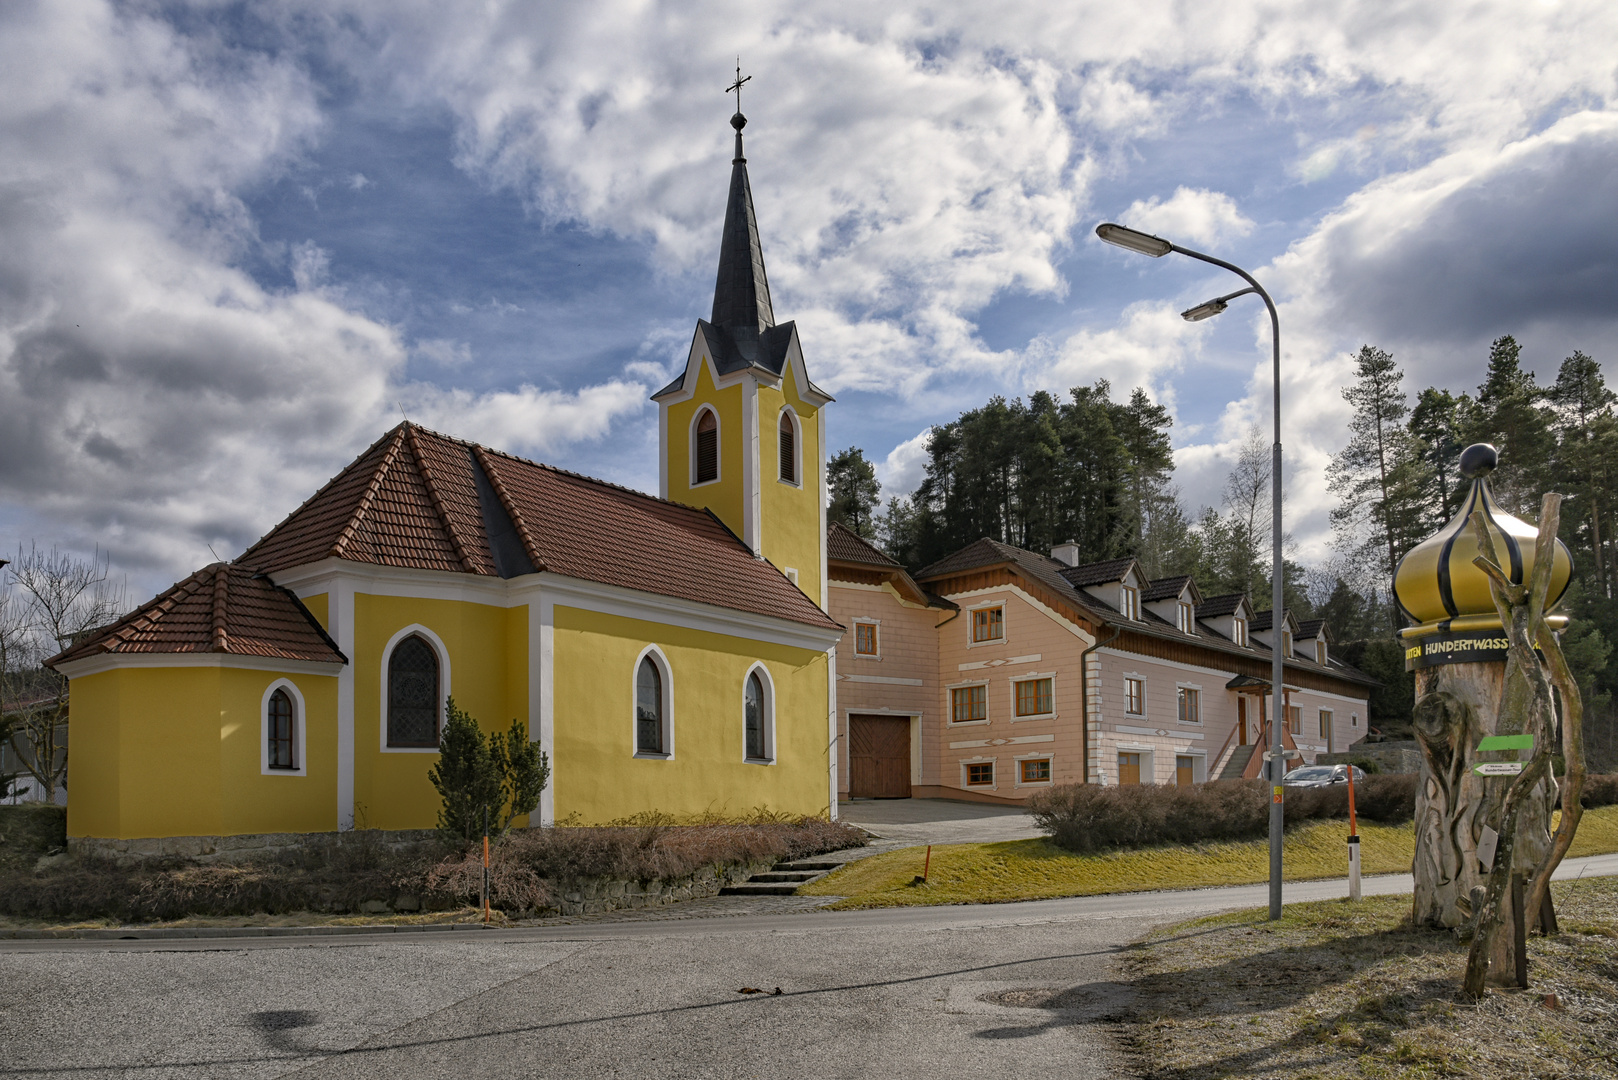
[
  {"x1": 302, "y1": 592, "x2": 329, "y2": 631},
  {"x1": 350, "y1": 593, "x2": 527, "y2": 830},
  {"x1": 757, "y1": 362, "x2": 822, "y2": 605},
  {"x1": 66, "y1": 665, "x2": 338, "y2": 839},
  {"x1": 664, "y1": 359, "x2": 746, "y2": 535},
  {"x1": 551, "y1": 606, "x2": 829, "y2": 823}
]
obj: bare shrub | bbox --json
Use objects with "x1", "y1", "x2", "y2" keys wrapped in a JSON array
[
  {"x1": 1027, "y1": 775, "x2": 1418, "y2": 854},
  {"x1": 1579, "y1": 773, "x2": 1618, "y2": 808}
]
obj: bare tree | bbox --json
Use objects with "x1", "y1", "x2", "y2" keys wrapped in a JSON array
[{"x1": 2, "y1": 546, "x2": 126, "y2": 803}]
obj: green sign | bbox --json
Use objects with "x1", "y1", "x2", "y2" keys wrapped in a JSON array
[
  {"x1": 1474, "y1": 761, "x2": 1526, "y2": 777},
  {"x1": 1477, "y1": 734, "x2": 1534, "y2": 751}
]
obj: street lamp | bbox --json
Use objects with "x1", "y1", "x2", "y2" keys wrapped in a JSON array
[{"x1": 1097, "y1": 221, "x2": 1287, "y2": 921}]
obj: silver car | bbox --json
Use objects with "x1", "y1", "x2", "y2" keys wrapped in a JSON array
[{"x1": 1282, "y1": 764, "x2": 1367, "y2": 788}]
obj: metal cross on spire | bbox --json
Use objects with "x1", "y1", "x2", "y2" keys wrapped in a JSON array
[{"x1": 725, "y1": 60, "x2": 751, "y2": 116}]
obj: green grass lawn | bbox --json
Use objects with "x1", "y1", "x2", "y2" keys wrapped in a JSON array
[{"x1": 803, "y1": 804, "x2": 1618, "y2": 909}]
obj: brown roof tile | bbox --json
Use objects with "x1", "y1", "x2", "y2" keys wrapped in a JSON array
[
  {"x1": 49, "y1": 564, "x2": 345, "y2": 667},
  {"x1": 827, "y1": 523, "x2": 900, "y2": 567},
  {"x1": 240, "y1": 423, "x2": 839, "y2": 633}
]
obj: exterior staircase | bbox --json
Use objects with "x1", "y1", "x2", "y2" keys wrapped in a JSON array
[
  {"x1": 719, "y1": 858, "x2": 840, "y2": 896},
  {"x1": 1217, "y1": 744, "x2": 1258, "y2": 781}
]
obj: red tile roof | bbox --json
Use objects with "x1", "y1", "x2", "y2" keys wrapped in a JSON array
[
  {"x1": 827, "y1": 523, "x2": 900, "y2": 567},
  {"x1": 49, "y1": 564, "x2": 344, "y2": 667},
  {"x1": 241, "y1": 423, "x2": 840, "y2": 632}
]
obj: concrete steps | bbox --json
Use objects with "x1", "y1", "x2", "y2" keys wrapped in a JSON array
[
  {"x1": 719, "y1": 858, "x2": 841, "y2": 896},
  {"x1": 1218, "y1": 744, "x2": 1257, "y2": 781}
]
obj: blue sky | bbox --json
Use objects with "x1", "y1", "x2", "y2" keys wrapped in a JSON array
[{"x1": 3, "y1": 0, "x2": 1617, "y2": 600}]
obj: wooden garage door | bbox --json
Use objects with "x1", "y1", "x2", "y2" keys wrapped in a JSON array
[{"x1": 849, "y1": 714, "x2": 911, "y2": 798}]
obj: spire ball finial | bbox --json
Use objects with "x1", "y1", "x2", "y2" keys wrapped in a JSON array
[
  {"x1": 731, "y1": 112, "x2": 746, "y2": 132},
  {"x1": 1459, "y1": 443, "x2": 1499, "y2": 479}
]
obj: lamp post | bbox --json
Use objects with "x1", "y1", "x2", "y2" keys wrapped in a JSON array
[{"x1": 1096, "y1": 222, "x2": 1287, "y2": 921}]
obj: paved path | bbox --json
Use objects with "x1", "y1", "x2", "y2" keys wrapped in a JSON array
[{"x1": 839, "y1": 797, "x2": 1045, "y2": 845}]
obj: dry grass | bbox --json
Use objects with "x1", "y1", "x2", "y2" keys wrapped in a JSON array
[
  {"x1": 1121, "y1": 877, "x2": 1618, "y2": 1079},
  {"x1": 802, "y1": 806, "x2": 1618, "y2": 910}
]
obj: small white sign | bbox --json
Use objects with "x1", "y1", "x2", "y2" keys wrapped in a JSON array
[
  {"x1": 1478, "y1": 825, "x2": 1499, "y2": 871},
  {"x1": 1474, "y1": 761, "x2": 1526, "y2": 776}
]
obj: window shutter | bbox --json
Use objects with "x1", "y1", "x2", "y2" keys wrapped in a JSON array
[
  {"x1": 778, "y1": 416, "x2": 795, "y2": 483},
  {"x1": 695, "y1": 412, "x2": 718, "y2": 484}
]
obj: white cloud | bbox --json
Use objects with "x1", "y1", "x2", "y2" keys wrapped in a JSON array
[
  {"x1": 1120, "y1": 188, "x2": 1254, "y2": 248},
  {"x1": 413, "y1": 338, "x2": 473, "y2": 367},
  {"x1": 876, "y1": 428, "x2": 933, "y2": 498}
]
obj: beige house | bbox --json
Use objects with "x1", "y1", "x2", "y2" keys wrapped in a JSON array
[{"x1": 826, "y1": 526, "x2": 1377, "y2": 804}]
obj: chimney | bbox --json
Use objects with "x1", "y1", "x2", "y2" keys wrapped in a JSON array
[{"x1": 1050, "y1": 541, "x2": 1081, "y2": 567}]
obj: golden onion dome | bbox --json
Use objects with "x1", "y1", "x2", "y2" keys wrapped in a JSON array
[{"x1": 1394, "y1": 444, "x2": 1572, "y2": 646}]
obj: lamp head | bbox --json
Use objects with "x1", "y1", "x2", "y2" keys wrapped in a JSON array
[
  {"x1": 1096, "y1": 223, "x2": 1173, "y2": 258},
  {"x1": 1181, "y1": 299, "x2": 1228, "y2": 322}
]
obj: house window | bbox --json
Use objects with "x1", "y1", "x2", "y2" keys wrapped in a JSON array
[
  {"x1": 966, "y1": 761, "x2": 995, "y2": 787},
  {"x1": 1178, "y1": 687, "x2": 1200, "y2": 724},
  {"x1": 693, "y1": 409, "x2": 719, "y2": 485},
  {"x1": 1287, "y1": 705, "x2": 1302, "y2": 735},
  {"x1": 267, "y1": 688, "x2": 296, "y2": 769},
  {"x1": 636, "y1": 654, "x2": 667, "y2": 755},
  {"x1": 1315, "y1": 639, "x2": 1327, "y2": 664},
  {"x1": 387, "y1": 635, "x2": 441, "y2": 747},
  {"x1": 1118, "y1": 752, "x2": 1142, "y2": 785},
  {"x1": 1283, "y1": 629, "x2": 1293, "y2": 656},
  {"x1": 971, "y1": 607, "x2": 1003, "y2": 643},
  {"x1": 854, "y1": 622, "x2": 879, "y2": 656},
  {"x1": 1233, "y1": 617, "x2": 1248, "y2": 646},
  {"x1": 1020, "y1": 758, "x2": 1051, "y2": 784},
  {"x1": 744, "y1": 669, "x2": 769, "y2": 761},
  {"x1": 1124, "y1": 677, "x2": 1145, "y2": 716},
  {"x1": 1121, "y1": 584, "x2": 1140, "y2": 620},
  {"x1": 1176, "y1": 755, "x2": 1196, "y2": 787},
  {"x1": 1177, "y1": 601, "x2": 1194, "y2": 633},
  {"x1": 1319, "y1": 709, "x2": 1333, "y2": 739},
  {"x1": 951, "y1": 685, "x2": 987, "y2": 723},
  {"x1": 778, "y1": 411, "x2": 797, "y2": 484},
  {"x1": 1014, "y1": 678, "x2": 1053, "y2": 718}
]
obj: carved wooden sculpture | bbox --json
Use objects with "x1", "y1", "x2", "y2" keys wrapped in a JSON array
[{"x1": 1393, "y1": 446, "x2": 1580, "y2": 992}]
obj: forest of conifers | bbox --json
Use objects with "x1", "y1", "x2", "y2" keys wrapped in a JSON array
[{"x1": 827, "y1": 336, "x2": 1618, "y2": 766}]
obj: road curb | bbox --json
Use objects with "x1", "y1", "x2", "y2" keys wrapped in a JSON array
[{"x1": 0, "y1": 922, "x2": 498, "y2": 941}]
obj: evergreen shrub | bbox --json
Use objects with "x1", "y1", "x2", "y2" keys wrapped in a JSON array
[{"x1": 1026, "y1": 775, "x2": 1418, "y2": 854}]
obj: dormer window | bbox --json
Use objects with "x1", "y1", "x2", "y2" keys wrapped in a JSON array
[
  {"x1": 1315, "y1": 639, "x2": 1327, "y2": 664},
  {"x1": 693, "y1": 409, "x2": 719, "y2": 485},
  {"x1": 1121, "y1": 584, "x2": 1140, "y2": 621},
  {"x1": 1282, "y1": 629, "x2": 1293, "y2": 656},
  {"x1": 1177, "y1": 601, "x2": 1193, "y2": 633},
  {"x1": 1233, "y1": 616, "x2": 1248, "y2": 647}
]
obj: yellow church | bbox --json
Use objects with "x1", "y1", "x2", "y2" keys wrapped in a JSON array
[{"x1": 51, "y1": 108, "x2": 845, "y2": 841}]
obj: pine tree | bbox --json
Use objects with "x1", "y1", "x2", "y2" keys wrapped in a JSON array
[
  {"x1": 1326, "y1": 345, "x2": 1430, "y2": 621},
  {"x1": 827, "y1": 447, "x2": 882, "y2": 539},
  {"x1": 1408, "y1": 387, "x2": 1465, "y2": 525},
  {"x1": 1549, "y1": 352, "x2": 1617, "y2": 597},
  {"x1": 1466, "y1": 335, "x2": 1556, "y2": 512}
]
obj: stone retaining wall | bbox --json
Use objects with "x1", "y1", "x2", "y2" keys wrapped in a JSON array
[{"x1": 67, "y1": 827, "x2": 443, "y2": 867}]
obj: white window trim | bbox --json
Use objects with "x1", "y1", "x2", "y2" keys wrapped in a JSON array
[
  {"x1": 960, "y1": 755, "x2": 998, "y2": 790},
  {"x1": 1175, "y1": 684, "x2": 1203, "y2": 725},
  {"x1": 852, "y1": 619, "x2": 882, "y2": 659},
  {"x1": 742, "y1": 661, "x2": 776, "y2": 764},
  {"x1": 947, "y1": 679, "x2": 991, "y2": 726},
  {"x1": 632, "y1": 644, "x2": 676, "y2": 759},
  {"x1": 1009, "y1": 672, "x2": 1058, "y2": 722},
  {"x1": 1115, "y1": 744, "x2": 1155, "y2": 785},
  {"x1": 1121, "y1": 584, "x2": 1140, "y2": 621},
  {"x1": 1232, "y1": 616, "x2": 1249, "y2": 647},
  {"x1": 1122, "y1": 672, "x2": 1146, "y2": 717},
  {"x1": 776, "y1": 405, "x2": 803, "y2": 488},
  {"x1": 1173, "y1": 750, "x2": 1208, "y2": 784},
  {"x1": 1318, "y1": 708, "x2": 1335, "y2": 741},
  {"x1": 966, "y1": 601, "x2": 1007, "y2": 648},
  {"x1": 1013, "y1": 752, "x2": 1055, "y2": 787},
  {"x1": 380, "y1": 624, "x2": 451, "y2": 754},
  {"x1": 261, "y1": 678, "x2": 308, "y2": 777},
  {"x1": 689, "y1": 405, "x2": 721, "y2": 489}
]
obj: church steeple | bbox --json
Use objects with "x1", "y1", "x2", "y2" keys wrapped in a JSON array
[{"x1": 711, "y1": 104, "x2": 775, "y2": 342}]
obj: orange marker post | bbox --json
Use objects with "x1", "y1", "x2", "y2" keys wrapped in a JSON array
[{"x1": 1346, "y1": 767, "x2": 1361, "y2": 901}]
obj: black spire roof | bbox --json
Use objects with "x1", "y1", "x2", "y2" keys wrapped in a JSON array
[{"x1": 710, "y1": 112, "x2": 775, "y2": 344}]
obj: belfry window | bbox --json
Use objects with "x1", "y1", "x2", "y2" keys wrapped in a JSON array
[
  {"x1": 694, "y1": 410, "x2": 719, "y2": 485},
  {"x1": 387, "y1": 635, "x2": 441, "y2": 748},
  {"x1": 778, "y1": 411, "x2": 797, "y2": 484},
  {"x1": 267, "y1": 688, "x2": 296, "y2": 769}
]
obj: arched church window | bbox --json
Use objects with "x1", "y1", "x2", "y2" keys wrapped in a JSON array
[
  {"x1": 694, "y1": 410, "x2": 719, "y2": 485},
  {"x1": 267, "y1": 688, "x2": 296, "y2": 769},
  {"x1": 636, "y1": 655, "x2": 665, "y2": 754},
  {"x1": 778, "y1": 411, "x2": 797, "y2": 484},
  {"x1": 388, "y1": 635, "x2": 441, "y2": 747},
  {"x1": 744, "y1": 671, "x2": 766, "y2": 759}
]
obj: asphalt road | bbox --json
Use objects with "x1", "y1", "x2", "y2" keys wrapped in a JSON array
[{"x1": 4, "y1": 853, "x2": 1614, "y2": 1080}]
